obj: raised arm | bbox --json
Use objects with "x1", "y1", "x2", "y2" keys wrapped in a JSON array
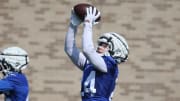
[
  {"x1": 64, "y1": 10, "x2": 86, "y2": 70},
  {"x1": 82, "y1": 7, "x2": 107, "y2": 73}
]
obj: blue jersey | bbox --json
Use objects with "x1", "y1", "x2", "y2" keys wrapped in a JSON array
[
  {"x1": 81, "y1": 56, "x2": 119, "y2": 101},
  {"x1": 0, "y1": 72, "x2": 29, "y2": 101}
]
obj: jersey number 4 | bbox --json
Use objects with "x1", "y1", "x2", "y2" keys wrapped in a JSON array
[{"x1": 84, "y1": 71, "x2": 96, "y2": 94}]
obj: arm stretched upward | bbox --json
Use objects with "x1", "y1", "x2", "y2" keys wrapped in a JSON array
[
  {"x1": 82, "y1": 22, "x2": 107, "y2": 73},
  {"x1": 64, "y1": 23, "x2": 86, "y2": 70}
]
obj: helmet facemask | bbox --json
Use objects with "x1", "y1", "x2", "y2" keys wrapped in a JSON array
[{"x1": 97, "y1": 37, "x2": 111, "y2": 56}]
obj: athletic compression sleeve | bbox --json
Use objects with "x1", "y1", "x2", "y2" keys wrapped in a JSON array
[
  {"x1": 64, "y1": 23, "x2": 86, "y2": 70},
  {"x1": 82, "y1": 22, "x2": 107, "y2": 72}
]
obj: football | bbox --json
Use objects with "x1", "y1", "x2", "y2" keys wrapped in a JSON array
[{"x1": 73, "y1": 3, "x2": 101, "y2": 22}]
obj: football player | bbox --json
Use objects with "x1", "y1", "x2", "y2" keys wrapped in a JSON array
[
  {"x1": 0, "y1": 47, "x2": 29, "y2": 101},
  {"x1": 65, "y1": 7, "x2": 129, "y2": 101}
]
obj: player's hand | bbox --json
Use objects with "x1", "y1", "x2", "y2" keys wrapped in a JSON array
[
  {"x1": 70, "y1": 8, "x2": 82, "y2": 26},
  {"x1": 84, "y1": 7, "x2": 100, "y2": 25}
]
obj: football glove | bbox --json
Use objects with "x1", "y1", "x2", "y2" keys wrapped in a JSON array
[
  {"x1": 84, "y1": 7, "x2": 100, "y2": 25},
  {"x1": 70, "y1": 8, "x2": 82, "y2": 26}
]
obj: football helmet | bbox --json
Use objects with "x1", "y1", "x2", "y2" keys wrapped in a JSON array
[
  {"x1": 98, "y1": 32, "x2": 129, "y2": 63},
  {"x1": 0, "y1": 47, "x2": 29, "y2": 74}
]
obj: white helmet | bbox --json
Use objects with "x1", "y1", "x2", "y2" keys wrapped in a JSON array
[
  {"x1": 98, "y1": 32, "x2": 129, "y2": 63},
  {"x1": 0, "y1": 46, "x2": 29, "y2": 73}
]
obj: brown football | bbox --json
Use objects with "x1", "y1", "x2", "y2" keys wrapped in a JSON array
[{"x1": 73, "y1": 3, "x2": 101, "y2": 22}]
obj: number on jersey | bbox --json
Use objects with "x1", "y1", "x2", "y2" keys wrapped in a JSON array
[{"x1": 84, "y1": 71, "x2": 96, "y2": 94}]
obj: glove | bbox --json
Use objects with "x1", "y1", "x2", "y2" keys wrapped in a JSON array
[
  {"x1": 84, "y1": 7, "x2": 100, "y2": 25},
  {"x1": 70, "y1": 8, "x2": 82, "y2": 26}
]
